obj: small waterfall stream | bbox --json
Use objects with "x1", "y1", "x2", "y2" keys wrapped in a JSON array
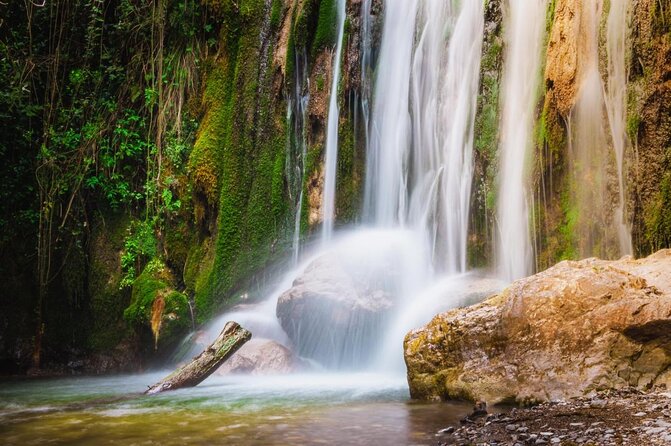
[
  {"x1": 321, "y1": 0, "x2": 347, "y2": 242},
  {"x1": 290, "y1": 49, "x2": 310, "y2": 265},
  {"x1": 569, "y1": 0, "x2": 633, "y2": 259},
  {"x1": 605, "y1": 0, "x2": 633, "y2": 256},
  {"x1": 496, "y1": 0, "x2": 548, "y2": 281}
]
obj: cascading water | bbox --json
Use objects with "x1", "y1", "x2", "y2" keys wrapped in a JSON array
[
  {"x1": 360, "y1": 0, "x2": 373, "y2": 158},
  {"x1": 289, "y1": 49, "x2": 310, "y2": 265},
  {"x1": 321, "y1": 0, "x2": 347, "y2": 242},
  {"x1": 366, "y1": 0, "x2": 484, "y2": 274},
  {"x1": 569, "y1": 0, "x2": 632, "y2": 259},
  {"x1": 363, "y1": 0, "x2": 417, "y2": 226},
  {"x1": 604, "y1": 0, "x2": 633, "y2": 256},
  {"x1": 496, "y1": 0, "x2": 548, "y2": 282},
  {"x1": 181, "y1": 0, "x2": 493, "y2": 375}
]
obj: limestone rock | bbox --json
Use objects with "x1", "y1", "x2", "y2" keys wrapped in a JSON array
[
  {"x1": 277, "y1": 254, "x2": 393, "y2": 368},
  {"x1": 216, "y1": 339, "x2": 308, "y2": 375},
  {"x1": 405, "y1": 250, "x2": 671, "y2": 404}
]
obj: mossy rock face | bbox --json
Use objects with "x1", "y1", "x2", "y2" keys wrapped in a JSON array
[
  {"x1": 124, "y1": 260, "x2": 191, "y2": 353},
  {"x1": 87, "y1": 214, "x2": 133, "y2": 352}
]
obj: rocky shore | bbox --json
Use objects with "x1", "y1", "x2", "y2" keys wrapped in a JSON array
[{"x1": 437, "y1": 389, "x2": 671, "y2": 445}]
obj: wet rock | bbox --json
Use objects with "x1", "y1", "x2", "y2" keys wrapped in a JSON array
[
  {"x1": 405, "y1": 250, "x2": 671, "y2": 403},
  {"x1": 276, "y1": 254, "x2": 393, "y2": 368},
  {"x1": 215, "y1": 339, "x2": 309, "y2": 375}
]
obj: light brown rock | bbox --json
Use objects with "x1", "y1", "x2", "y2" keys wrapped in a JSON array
[
  {"x1": 216, "y1": 339, "x2": 307, "y2": 375},
  {"x1": 405, "y1": 250, "x2": 671, "y2": 404}
]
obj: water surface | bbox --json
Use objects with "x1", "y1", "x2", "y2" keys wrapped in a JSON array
[{"x1": 0, "y1": 372, "x2": 471, "y2": 445}]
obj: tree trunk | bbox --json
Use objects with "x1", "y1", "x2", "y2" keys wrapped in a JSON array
[{"x1": 145, "y1": 321, "x2": 251, "y2": 395}]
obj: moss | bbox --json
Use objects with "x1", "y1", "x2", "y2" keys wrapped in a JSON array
[
  {"x1": 270, "y1": 0, "x2": 283, "y2": 30},
  {"x1": 645, "y1": 169, "x2": 671, "y2": 251},
  {"x1": 335, "y1": 114, "x2": 364, "y2": 223},
  {"x1": 124, "y1": 260, "x2": 171, "y2": 326},
  {"x1": 190, "y1": 0, "x2": 293, "y2": 321},
  {"x1": 158, "y1": 290, "x2": 191, "y2": 348},
  {"x1": 470, "y1": 9, "x2": 502, "y2": 268},
  {"x1": 557, "y1": 186, "x2": 578, "y2": 260},
  {"x1": 311, "y1": 0, "x2": 337, "y2": 55},
  {"x1": 87, "y1": 213, "x2": 133, "y2": 352}
]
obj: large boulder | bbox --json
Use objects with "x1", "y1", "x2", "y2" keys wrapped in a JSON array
[
  {"x1": 405, "y1": 250, "x2": 671, "y2": 404},
  {"x1": 215, "y1": 339, "x2": 308, "y2": 375},
  {"x1": 276, "y1": 254, "x2": 393, "y2": 368}
]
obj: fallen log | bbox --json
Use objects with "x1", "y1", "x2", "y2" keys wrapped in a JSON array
[{"x1": 145, "y1": 321, "x2": 252, "y2": 394}]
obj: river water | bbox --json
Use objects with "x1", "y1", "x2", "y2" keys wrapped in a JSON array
[{"x1": 0, "y1": 372, "x2": 472, "y2": 445}]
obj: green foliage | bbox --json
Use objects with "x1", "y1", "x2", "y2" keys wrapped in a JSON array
[{"x1": 120, "y1": 221, "x2": 158, "y2": 288}]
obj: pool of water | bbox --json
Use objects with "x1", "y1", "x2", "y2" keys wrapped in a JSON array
[{"x1": 0, "y1": 372, "x2": 471, "y2": 445}]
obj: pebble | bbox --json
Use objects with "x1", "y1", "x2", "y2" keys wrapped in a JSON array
[{"x1": 437, "y1": 390, "x2": 671, "y2": 446}]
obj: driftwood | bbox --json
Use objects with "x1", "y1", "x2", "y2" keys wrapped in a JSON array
[{"x1": 145, "y1": 321, "x2": 252, "y2": 394}]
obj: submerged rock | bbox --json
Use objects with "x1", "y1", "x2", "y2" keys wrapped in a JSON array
[
  {"x1": 276, "y1": 254, "x2": 393, "y2": 368},
  {"x1": 215, "y1": 339, "x2": 308, "y2": 375},
  {"x1": 405, "y1": 250, "x2": 671, "y2": 404}
]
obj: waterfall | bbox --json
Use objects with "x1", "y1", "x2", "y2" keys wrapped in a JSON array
[
  {"x1": 496, "y1": 0, "x2": 548, "y2": 282},
  {"x1": 360, "y1": 0, "x2": 373, "y2": 161},
  {"x1": 569, "y1": 0, "x2": 632, "y2": 259},
  {"x1": 290, "y1": 49, "x2": 310, "y2": 265},
  {"x1": 605, "y1": 0, "x2": 633, "y2": 256},
  {"x1": 365, "y1": 0, "x2": 483, "y2": 274},
  {"x1": 321, "y1": 0, "x2": 347, "y2": 242}
]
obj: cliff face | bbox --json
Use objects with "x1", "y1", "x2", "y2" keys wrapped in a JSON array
[
  {"x1": 628, "y1": 0, "x2": 671, "y2": 255},
  {"x1": 0, "y1": 0, "x2": 670, "y2": 374},
  {"x1": 533, "y1": 0, "x2": 671, "y2": 267},
  {"x1": 0, "y1": 0, "x2": 380, "y2": 373}
]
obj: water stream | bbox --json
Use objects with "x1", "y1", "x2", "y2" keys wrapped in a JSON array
[
  {"x1": 568, "y1": 0, "x2": 632, "y2": 259},
  {"x1": 604, "y1": 0, "x2": 633, "y2": 256},
  {"x1": 321, "y1": 0, "x2": 347, "y2": 242},
  {"x1": 496, "y1": 0, "x2": 548, "y2": 281},
  {"x1": 0, "y1": 373, "x2": 473, "y2": 445}
]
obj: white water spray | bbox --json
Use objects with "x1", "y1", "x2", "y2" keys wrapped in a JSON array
[{"x1": 496, "y1": 0, "x2": 548, "y2": 281}]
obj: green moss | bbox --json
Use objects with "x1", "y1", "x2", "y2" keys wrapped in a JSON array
[
  {"x1": 557, "y1": 186, "x2": 578, "y2": 260},
  {"x1": 335, "y1": 116, "x2": 364, "y2": 223},
  {"x1": 270, "y1": 0, "x2": 283, "y2": 30},
  {"x1": 124, "y1": 260, "x2": 171, "y2": 326},
  {"x1": 645, "y1": 169, "x2": 671, "y2": 251},
  {"x1": 190, "y1": 0, "x2": 293, "y2": 322},
  {"x1": 470, "y1": 18, "x2": 502, "y2": 267},
  {"x1": 312, "y1": 0, "x2": 337, "y2": 55},
  {"x1": 87, "y1": 213, "x2": 133, "y2": 351},
  {"x1": 159, "y1": 290, "x2": 191, "y2": 348}
]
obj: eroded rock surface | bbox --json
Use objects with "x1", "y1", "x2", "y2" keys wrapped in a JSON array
[{"x1": 405, "y1": 250, "x2": 671, "y2": 404}]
